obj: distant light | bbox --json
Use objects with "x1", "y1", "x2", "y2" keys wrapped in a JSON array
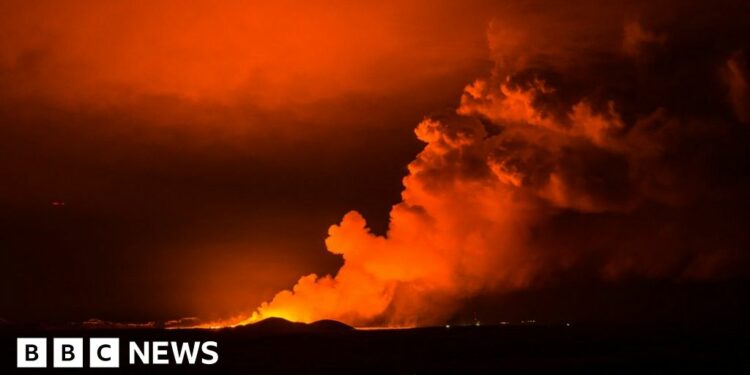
[
  {"x1": 445, "y1": 324, "x2": 450, "y2": 329},
  {"x1": 51, "y1": 201, "x2": 65, "y2": 207},
  {"x1": 475, "y1": 321, "x2": 480, "y2": 327},
  {"x1": 566, "y1": 323, "x2": 571, "y2": 327}
]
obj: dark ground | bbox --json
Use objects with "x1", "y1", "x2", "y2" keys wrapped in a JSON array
[{"x1": 1, "y1": 318, "x2": 748, "y2": 373}]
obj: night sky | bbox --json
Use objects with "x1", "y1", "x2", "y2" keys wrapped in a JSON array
[{"x1": 1, "y1": 1, "x2": 749, "y2": 328}]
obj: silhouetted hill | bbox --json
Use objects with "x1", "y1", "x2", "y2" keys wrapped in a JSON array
[
  {"x1": 225, "y1": 317, "x2": 352, "y2": 335},
  {"x1": 308, "y1": 319, "x2": 354, "y2": 331}
]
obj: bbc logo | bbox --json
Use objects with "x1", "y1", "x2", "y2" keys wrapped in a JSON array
[{"x1": 17, "y1": 338, "x2": 119, "y2": 368}]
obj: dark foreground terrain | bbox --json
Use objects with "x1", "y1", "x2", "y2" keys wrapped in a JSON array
[{"x1": 1, "y1": 318, "x2": 749, "y2": 373}]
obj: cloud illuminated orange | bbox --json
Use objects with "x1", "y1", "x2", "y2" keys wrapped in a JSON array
[{"x1": 205, "y1": 1, "x2": 750, "y2": 328}]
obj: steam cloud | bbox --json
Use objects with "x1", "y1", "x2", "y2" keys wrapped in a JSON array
[{"x1": 229, "y1": 1, "x2": 750, "y2": 327}]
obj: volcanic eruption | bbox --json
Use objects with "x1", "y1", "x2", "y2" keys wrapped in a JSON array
[{"x1": 197, "y1": 1, "x2": 750, "y2": 329}]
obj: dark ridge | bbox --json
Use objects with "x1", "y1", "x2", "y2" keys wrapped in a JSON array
[
  {"x1": 308, "y1": 319, "x2": 355, "y2": 331},
  {"x1": 238, "y1": 317, "x2": 306, "y2": 333},
  {"x1": 226, "y1": 317, "x2": 352, "y2": 335}
]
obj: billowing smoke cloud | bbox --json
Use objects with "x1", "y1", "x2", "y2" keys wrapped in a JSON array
[{"x1": 220, "y1": 1, "x2": 750, "y2": 327}]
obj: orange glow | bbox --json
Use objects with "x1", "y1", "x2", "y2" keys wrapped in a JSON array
[
  {"x1": 201, "y1": 4, "x2": 750, "y2": 328},
  {"x1": 209, "y1": 113, "x2": 543, "y2": 327},
  {"x1": 4, "y1": 1, "x2": 744, "y2": 330},
  {"x1": 0, "y1": 0, "x2": 487, "y2": 109}
]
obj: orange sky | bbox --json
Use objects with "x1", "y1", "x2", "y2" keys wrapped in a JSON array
[
  {"x1": 1, "y1": 0, "x2": 749, "y2": 327},
  {"x1": 0, "y1": 1, "x2": 489, "y2": 107},
  {"x1": 0, "y1": 0, "x2": 493, "y2": 323}
]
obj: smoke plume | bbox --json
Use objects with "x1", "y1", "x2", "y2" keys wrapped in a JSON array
[{"x1": 225, "y1": 1, "x2": 750, "y2": 327}]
